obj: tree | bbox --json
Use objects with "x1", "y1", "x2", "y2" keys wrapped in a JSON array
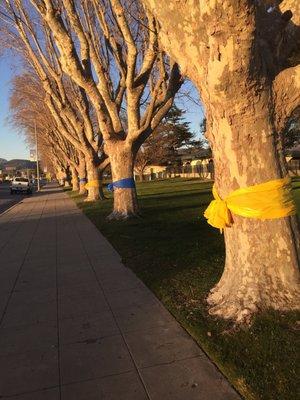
[
  {"x1": 140, "y1": 0, "x2": 300, "y2": 323},
  {"x1": 0, "y1": 3, "x2": 109, "y2": 201},
  {"x1": 20, "y1": 0, "x2": 182, "y2": 218},
  {"x1": 1, "y1": 0, "x2": 182, "y2": 214},
  {"x1": 135, "y1": 104, "x2": 202, "y2": 177},
  {"x1": 8, "y1": 72, "x2": 86, "y2": 192}
]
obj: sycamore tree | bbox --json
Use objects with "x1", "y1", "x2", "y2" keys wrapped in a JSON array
[
  {"x1": 39, "y1": 145, "x2": 64, "y2": 181},
  {"x1": 17, "y1": 0, "x2": 182, "y2": 219},
  {"x1": 9, "y1": 72, "x2": 85, "y2": 191},
  {"x1": 1, "y1": 0, "x2": 182, "y2": 215},
  {"x1": 9, "y1": 71, "x2": 90, "y2": 192},
  {"x1": 141, "y1": 0, "x2": 300, "y2": 323},
  {"x1": 1, "y1": 2, "x2": 110, "y2": 200}
]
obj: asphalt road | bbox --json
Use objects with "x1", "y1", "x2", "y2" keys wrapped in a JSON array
[{"x1": 0, "y1": 182, "x2": 32, "y2": 214}]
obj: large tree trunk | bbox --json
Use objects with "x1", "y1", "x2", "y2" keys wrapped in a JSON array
[
  {"x1": 205, "y1": 98, "x2": 300, "y2": 323},
  {"x1": 64, "y1": 167, "x2": 71, "y2": 187},
  {"x1": 70, "y1": 165, "x2": 79, "y2": 191},
  {"x1": 85, "y1": 158, "x2": 101, "y2": 202},
  {"x1": 106, "y1": 141, "x2": 139, "y2": 219},
  {"x1": 141, "y1": 0, "x2": 300, "y2": 323}
]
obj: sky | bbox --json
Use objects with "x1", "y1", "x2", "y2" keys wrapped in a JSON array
[
  {"x1": 0, "y1": 54, "x2": 205, "y2": 162},
  {"x1": 0, "y1": 57, "x2": 29, "y2": 161}
]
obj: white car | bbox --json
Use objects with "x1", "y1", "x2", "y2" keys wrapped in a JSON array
[{"x1": 10, "y1": 177, "x2": 33, "y2": 195}]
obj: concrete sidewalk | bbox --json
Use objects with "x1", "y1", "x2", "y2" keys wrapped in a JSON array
[{"x1": 0, "y1": 184, "x2": 240, "y2": 400}]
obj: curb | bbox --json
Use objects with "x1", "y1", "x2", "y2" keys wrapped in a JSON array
[
  {"x1": 0, "y1": 200, "x2": 23, "y2": 217},
  {"x1": 0, "y1": 185, "x2": 43, "y2": 217}
]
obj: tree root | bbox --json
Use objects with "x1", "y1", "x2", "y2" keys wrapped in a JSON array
[
  {"x1": 106, "y1": 210, "x2": 140, "y2": 220},
  {"x1": 207, "y1": 285, "x2": 300, "y2": 325},
  {"x1": 84, "y1": 195, "x2": 107, "y2": 202},
  {"x1": 84, "y1": 196, "x2": 100, "y2": 202}
]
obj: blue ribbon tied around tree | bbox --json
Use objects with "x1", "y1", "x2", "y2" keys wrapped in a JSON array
[
  {"x1": 107, "y1": 177, "x2": 136, "y2": 192},
  {"x1": 79, "y1": 178, "x2": 87, "y2": 183}
]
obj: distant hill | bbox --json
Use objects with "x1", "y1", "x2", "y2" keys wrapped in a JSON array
[
  {"x1": 0, "y1": 158, "x2": 7, "y2": 166},
  {"x1": 1, "y1": 159, "x2": 36, "y2": 170}
]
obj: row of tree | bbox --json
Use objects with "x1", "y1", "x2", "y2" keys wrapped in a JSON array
[
  {"x1": 9, "y1": 74, "x2": 202, "y2": 184},
  {"x1": 1, "y1": 0, "x2": 299, "y2": 324},
  {"x1": 1, "y1": 0, "x2": 183, "y2": 218}
]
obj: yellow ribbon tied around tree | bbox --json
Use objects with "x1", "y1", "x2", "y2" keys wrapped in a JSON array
[
  {"x1": 85, "y1": 180, "x2": 100, "y2": 189},
  {"x1": 204, "y1": 176, "x2": 296, "y2": 232}
]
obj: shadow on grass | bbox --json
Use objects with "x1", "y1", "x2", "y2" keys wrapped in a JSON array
[{"x1": 69, "y1": 178, "x2": 299, "y2": 400}]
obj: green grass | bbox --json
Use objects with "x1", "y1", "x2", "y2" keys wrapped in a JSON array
[{"x1": 68, "y1": 177, "x2": 300, "y2": 400}]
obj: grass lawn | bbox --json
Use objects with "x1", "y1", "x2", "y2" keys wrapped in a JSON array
[{"x1": 68, "y1": 177, "x2": 300, "y2": 400}]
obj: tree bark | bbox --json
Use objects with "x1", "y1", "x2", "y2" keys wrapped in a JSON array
[
  {"x1": 70, "y1": 165, "x2": 79, "y2": 191},
  {"x1": 205, "y1": 97, "x2": 300, "y2": 323},
  {"x1": 85, "y1": 158, "x2": 101, "y2": 201},
  {"x1": 106, "y1": 141, "x2": 139, "y2": 219},
  {"x1": 64, "y1": 167, "x2": 71, "y2": 187}
]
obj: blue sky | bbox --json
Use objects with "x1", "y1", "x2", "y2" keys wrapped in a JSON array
[
  {"x1": 0, "y1": 55, "x2": 204, "y2": 161},
  {"x1": 0, "y1": 57, "x2": 29, "y2": 161}
]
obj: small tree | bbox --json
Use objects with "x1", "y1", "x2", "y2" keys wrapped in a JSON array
[{"x1": 135, "y1": 105, "x2": 203, "y2": 177}]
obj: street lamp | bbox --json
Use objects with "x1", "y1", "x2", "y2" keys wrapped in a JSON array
[{"x1": 34, "y1": 122, "x2": 40, "y2": 192}]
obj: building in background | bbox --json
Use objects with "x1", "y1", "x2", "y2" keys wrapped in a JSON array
[
  {"x1": 0, "y1": 159, "x2": 41, "y2": 182},
  {"x1": 286, "y1": 147, "x2": 300, "y2": 176}
]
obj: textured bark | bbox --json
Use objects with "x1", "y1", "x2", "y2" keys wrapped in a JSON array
[
  {"x1": 206, "y1": 102, "x2": 300, "y2": 323},
  {"x1": 70, "y1": 165, "x2": 79, "y2": 191},
  {"x1": 106, "y1": 141, "x2": 139, "y2": 219},
  {"x1": 79, "y1": 181, "x2": 87, "y2": 195},
  {"x1": 141, "y1": 0, "x2": 300, "y2": 322},
  {"x1": 85, "y1": 158, "x2": 101, "y2": 202},
  {"x1": 63, "y1": 166, "x2": 71, "y2": 187}
]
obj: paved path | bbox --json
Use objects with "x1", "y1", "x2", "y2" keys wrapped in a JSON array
[{"x1": 0, "y1": 184, "x2": 240, "y2": 400}]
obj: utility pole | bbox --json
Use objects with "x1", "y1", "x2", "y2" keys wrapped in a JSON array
[{"x1": 35, "y1": 122, "x2": 40, "y2": 192}]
